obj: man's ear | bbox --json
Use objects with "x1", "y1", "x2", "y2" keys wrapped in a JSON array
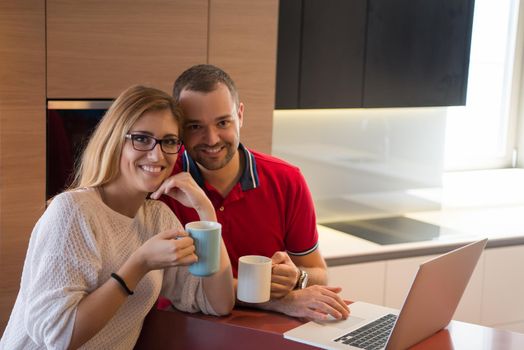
[{"x1": 237, "y1": 102, "x2": 244, "y2": 128}]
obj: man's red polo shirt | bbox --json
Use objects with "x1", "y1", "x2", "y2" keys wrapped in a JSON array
[{"x1": 161, "y1": 144, "x2": 319, "y2": 277}]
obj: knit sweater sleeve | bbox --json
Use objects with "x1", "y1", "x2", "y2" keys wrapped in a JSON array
[
  {"x1": 23, "y1": 192, "x2": 102, "y2": 349},
  {"x1": 160, "y1": 267, "x2": 217, "y2": 315}
]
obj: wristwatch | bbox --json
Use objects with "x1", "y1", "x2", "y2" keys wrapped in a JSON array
[{"x1": 295, "y1": 269, "x2": 309, "y2": 290}]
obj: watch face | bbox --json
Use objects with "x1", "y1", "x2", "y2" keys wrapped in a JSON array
[{"x1": 300, "y1": 270, "x2": 308, "y2": 289}]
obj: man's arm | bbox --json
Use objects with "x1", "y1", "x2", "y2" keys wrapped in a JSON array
[
  {"x1": 237, "y1": 285, "x2": 350, "y2": 321},
  {"x1": 290, "y1": 249, "x2": 328, "y2": 286},
  {"x1": 270, "y1": 249, "x2": 327, "y2": 299}
]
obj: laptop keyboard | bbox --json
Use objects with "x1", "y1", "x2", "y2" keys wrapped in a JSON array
[{"x1": 333, "y1": 313, "x2": 397, "y2": 350}]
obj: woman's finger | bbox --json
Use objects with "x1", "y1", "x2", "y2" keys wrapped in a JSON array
[{"x1": 173, "y1": 253, "x2": 198, "y2": 266}]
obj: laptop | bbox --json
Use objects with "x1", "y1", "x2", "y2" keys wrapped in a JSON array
[{"x1": 284, "y1": 238, "x2": 488, "y2": 350}]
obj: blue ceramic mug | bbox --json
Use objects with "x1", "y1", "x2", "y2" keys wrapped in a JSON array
[{"x1": 185, "y1": 221, "x2": 221, "y2": 277}]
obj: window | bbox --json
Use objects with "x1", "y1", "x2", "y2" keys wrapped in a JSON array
[{"x1": 444, "y1": 0, "x2": 522, "y2": 170}]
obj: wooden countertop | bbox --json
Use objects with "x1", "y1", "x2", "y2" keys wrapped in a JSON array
[{"x1": 134, "y1": 307, "x2": 524, "y2": 349}]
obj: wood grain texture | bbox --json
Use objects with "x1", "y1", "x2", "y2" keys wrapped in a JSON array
[
  {"x1": 47, "y1": 0, "x2": 209, "y2": 98},
  {"x1": 0, "y1": 1, "x2": 46, "y2": 332},
  {"x1": 208, "y1": 0, "x2": 278, "y2": 154},
  {"x1": 0, "y1": 0, "x2": 279, "y2": 335}
]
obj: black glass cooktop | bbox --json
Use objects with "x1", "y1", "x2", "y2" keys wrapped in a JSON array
[{"x1": 322, "y1": 217, "x2": 462, "y2": 245}]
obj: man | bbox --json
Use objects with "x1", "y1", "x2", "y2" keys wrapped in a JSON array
[{"x1": 153, "y1": 64, "x2": 348, "y2": 321}]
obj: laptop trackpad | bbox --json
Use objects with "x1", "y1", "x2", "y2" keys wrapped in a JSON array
[{"x1": 318, "y1": 315, "x2": 366, "y2": 330}]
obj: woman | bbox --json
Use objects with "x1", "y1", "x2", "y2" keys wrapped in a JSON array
[{"x1": 0, "y1": 85, "x2": 235, "y2": 349}]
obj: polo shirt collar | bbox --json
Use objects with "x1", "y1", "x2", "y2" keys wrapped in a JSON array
[{"x1": 181, "y1": 143, "x2": 259, "y2": 191}]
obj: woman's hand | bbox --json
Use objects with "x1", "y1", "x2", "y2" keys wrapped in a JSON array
[
  {"x1": 132, "y1": 229, "x2": 198, "y2": 274},
  {"x1": 68, "y1": 229, "x2": 197, "y2": 350},
  {"x1": 150, "y1": 172, "x2": 216, "y2": 221}
]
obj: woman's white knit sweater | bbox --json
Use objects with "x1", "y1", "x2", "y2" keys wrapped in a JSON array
[{"x1": 0, "y1": 188, "x2": 215, "y2": 349}]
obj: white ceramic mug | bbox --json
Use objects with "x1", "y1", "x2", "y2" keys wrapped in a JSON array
[{"x1": 237, "y1": 255, "x2": 272, "y2": 303}]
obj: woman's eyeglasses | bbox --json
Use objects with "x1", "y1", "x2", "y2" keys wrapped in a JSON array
[{"x1": 125, "y1": 134, "x2": 182, "y2": 154}]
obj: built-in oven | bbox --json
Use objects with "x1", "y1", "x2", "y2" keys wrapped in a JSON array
[{"x1": 46, "y1": 100, "x2": 113, "y2": 199}]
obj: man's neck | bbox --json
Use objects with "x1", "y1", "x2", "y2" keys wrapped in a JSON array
[{"x1": 199, "y1": 150, "x2": 245, "y2": 198}]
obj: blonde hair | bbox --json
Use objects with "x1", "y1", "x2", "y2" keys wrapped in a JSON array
[{"x1": 68, "y1": 85, "x2": 182, "y2": 191}]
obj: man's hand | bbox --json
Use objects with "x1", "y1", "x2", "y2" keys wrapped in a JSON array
[
  {"x1": 266, "y1": 285, "x2": 350, "y2": 321},
  {"x1": 271, "y1": 251, "x2": 300, "y2": 299}
]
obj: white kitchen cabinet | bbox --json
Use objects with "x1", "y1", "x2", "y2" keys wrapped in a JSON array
[
  {"x1": 327, "y1": 261, "x2": 386, "y2": 305},
  {"x1": 384, "y1": 255, "x2": 436, "y2": 309},
  {"x1": 492, "y1": 321, "x2": 524, "y2": 334},
  {"x1": 481, "y1": 245, "x2": 524, "y2": 328},
  {"x1": 327, "y1": 243, "x2": 524, "y2": 329},
  {"x1": 384, "y1": 253, "x2": 484, "y2": 324}
]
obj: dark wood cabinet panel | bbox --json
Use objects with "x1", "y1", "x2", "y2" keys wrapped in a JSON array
[
  {"x1": 300, "y1": 0, "x2": 367, "y2": 108},
  {"x1": 275, "y1": 0, "x2": 302, "y2": 109},
  {"x1": 363, "y1": 0, "x2": 474, "y2": 107},
  {"x1": 275, "y1": 0, "x2": 474, "y2": 109}
]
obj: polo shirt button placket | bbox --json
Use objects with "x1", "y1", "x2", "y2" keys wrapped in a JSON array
[{"x1": 219, "y1": 206, "x2": 225, "y2": 212}]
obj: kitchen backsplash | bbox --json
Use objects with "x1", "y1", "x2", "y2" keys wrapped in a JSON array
[{"x1": 272, "y1": 107, "x2": 447, "y2": 222}]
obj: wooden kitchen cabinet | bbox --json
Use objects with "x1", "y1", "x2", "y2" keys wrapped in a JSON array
[
  {"x1": 0, "y1": 1, "x2": 46, "y2": 234},
  {"x1": 275, "y1": 0, "x2": 366, "y2": 109},
  {"x1": 46, "y1": 0, "x2": 276, "y2": 153},
  {"x1": 299, "y1": 0, "x2": 366, "y2": 109},
  {"x1": 0, "y1": 1, "x2": 46, "y2": 331},
  {"x1": 275, "y1": 0, "x2": 474, "y2": 109},
  {"x1": 274, "y1": 0, "x2": 302, "y2": 109},
  {"x1": 47, "y1": 0, "x2": 208, "y2": 98},
  {"x1": 363, "y1": 0, "x2": 474, "y2": 107},
  {"x1": 1, "y1": 0, "x2": 278, "y2": 334},
  {"x1": 208, "y1": 0, "x2": 278, "y2": 154}
]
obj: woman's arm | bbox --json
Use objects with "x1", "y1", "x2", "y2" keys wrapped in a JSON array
[
  {"x1": 67, "y1": 255, "x2": 142, "y2": 350},
  {"x1": 201, "y1": 240, "x2": 235, "y2": 315},
  {"x1": 152, "y1": 173, "x2": 235, "y2": 315},
  {"x1": 68, "y1": 230, "x2": 197, "y2": 349}
]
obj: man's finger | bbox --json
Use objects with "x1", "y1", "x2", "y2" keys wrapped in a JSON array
[
  {"x1": 271, "y1": 251, "x2": 288, "y2": 264},
  {"x1": 271, "y1": 263, "x2": 294, "y2": 276},
  {"x1": 271, "y1": 274, "x2": 294, "y2": 286}
]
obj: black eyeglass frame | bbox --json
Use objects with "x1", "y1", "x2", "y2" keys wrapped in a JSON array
[{"x1": 125, "y1": 133, "x2": 182, "y2": 154}]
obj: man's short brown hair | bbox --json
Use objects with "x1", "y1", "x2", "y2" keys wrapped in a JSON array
[{"x1": 173, "y1": 64, "x2": 239, "y2": 108}]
